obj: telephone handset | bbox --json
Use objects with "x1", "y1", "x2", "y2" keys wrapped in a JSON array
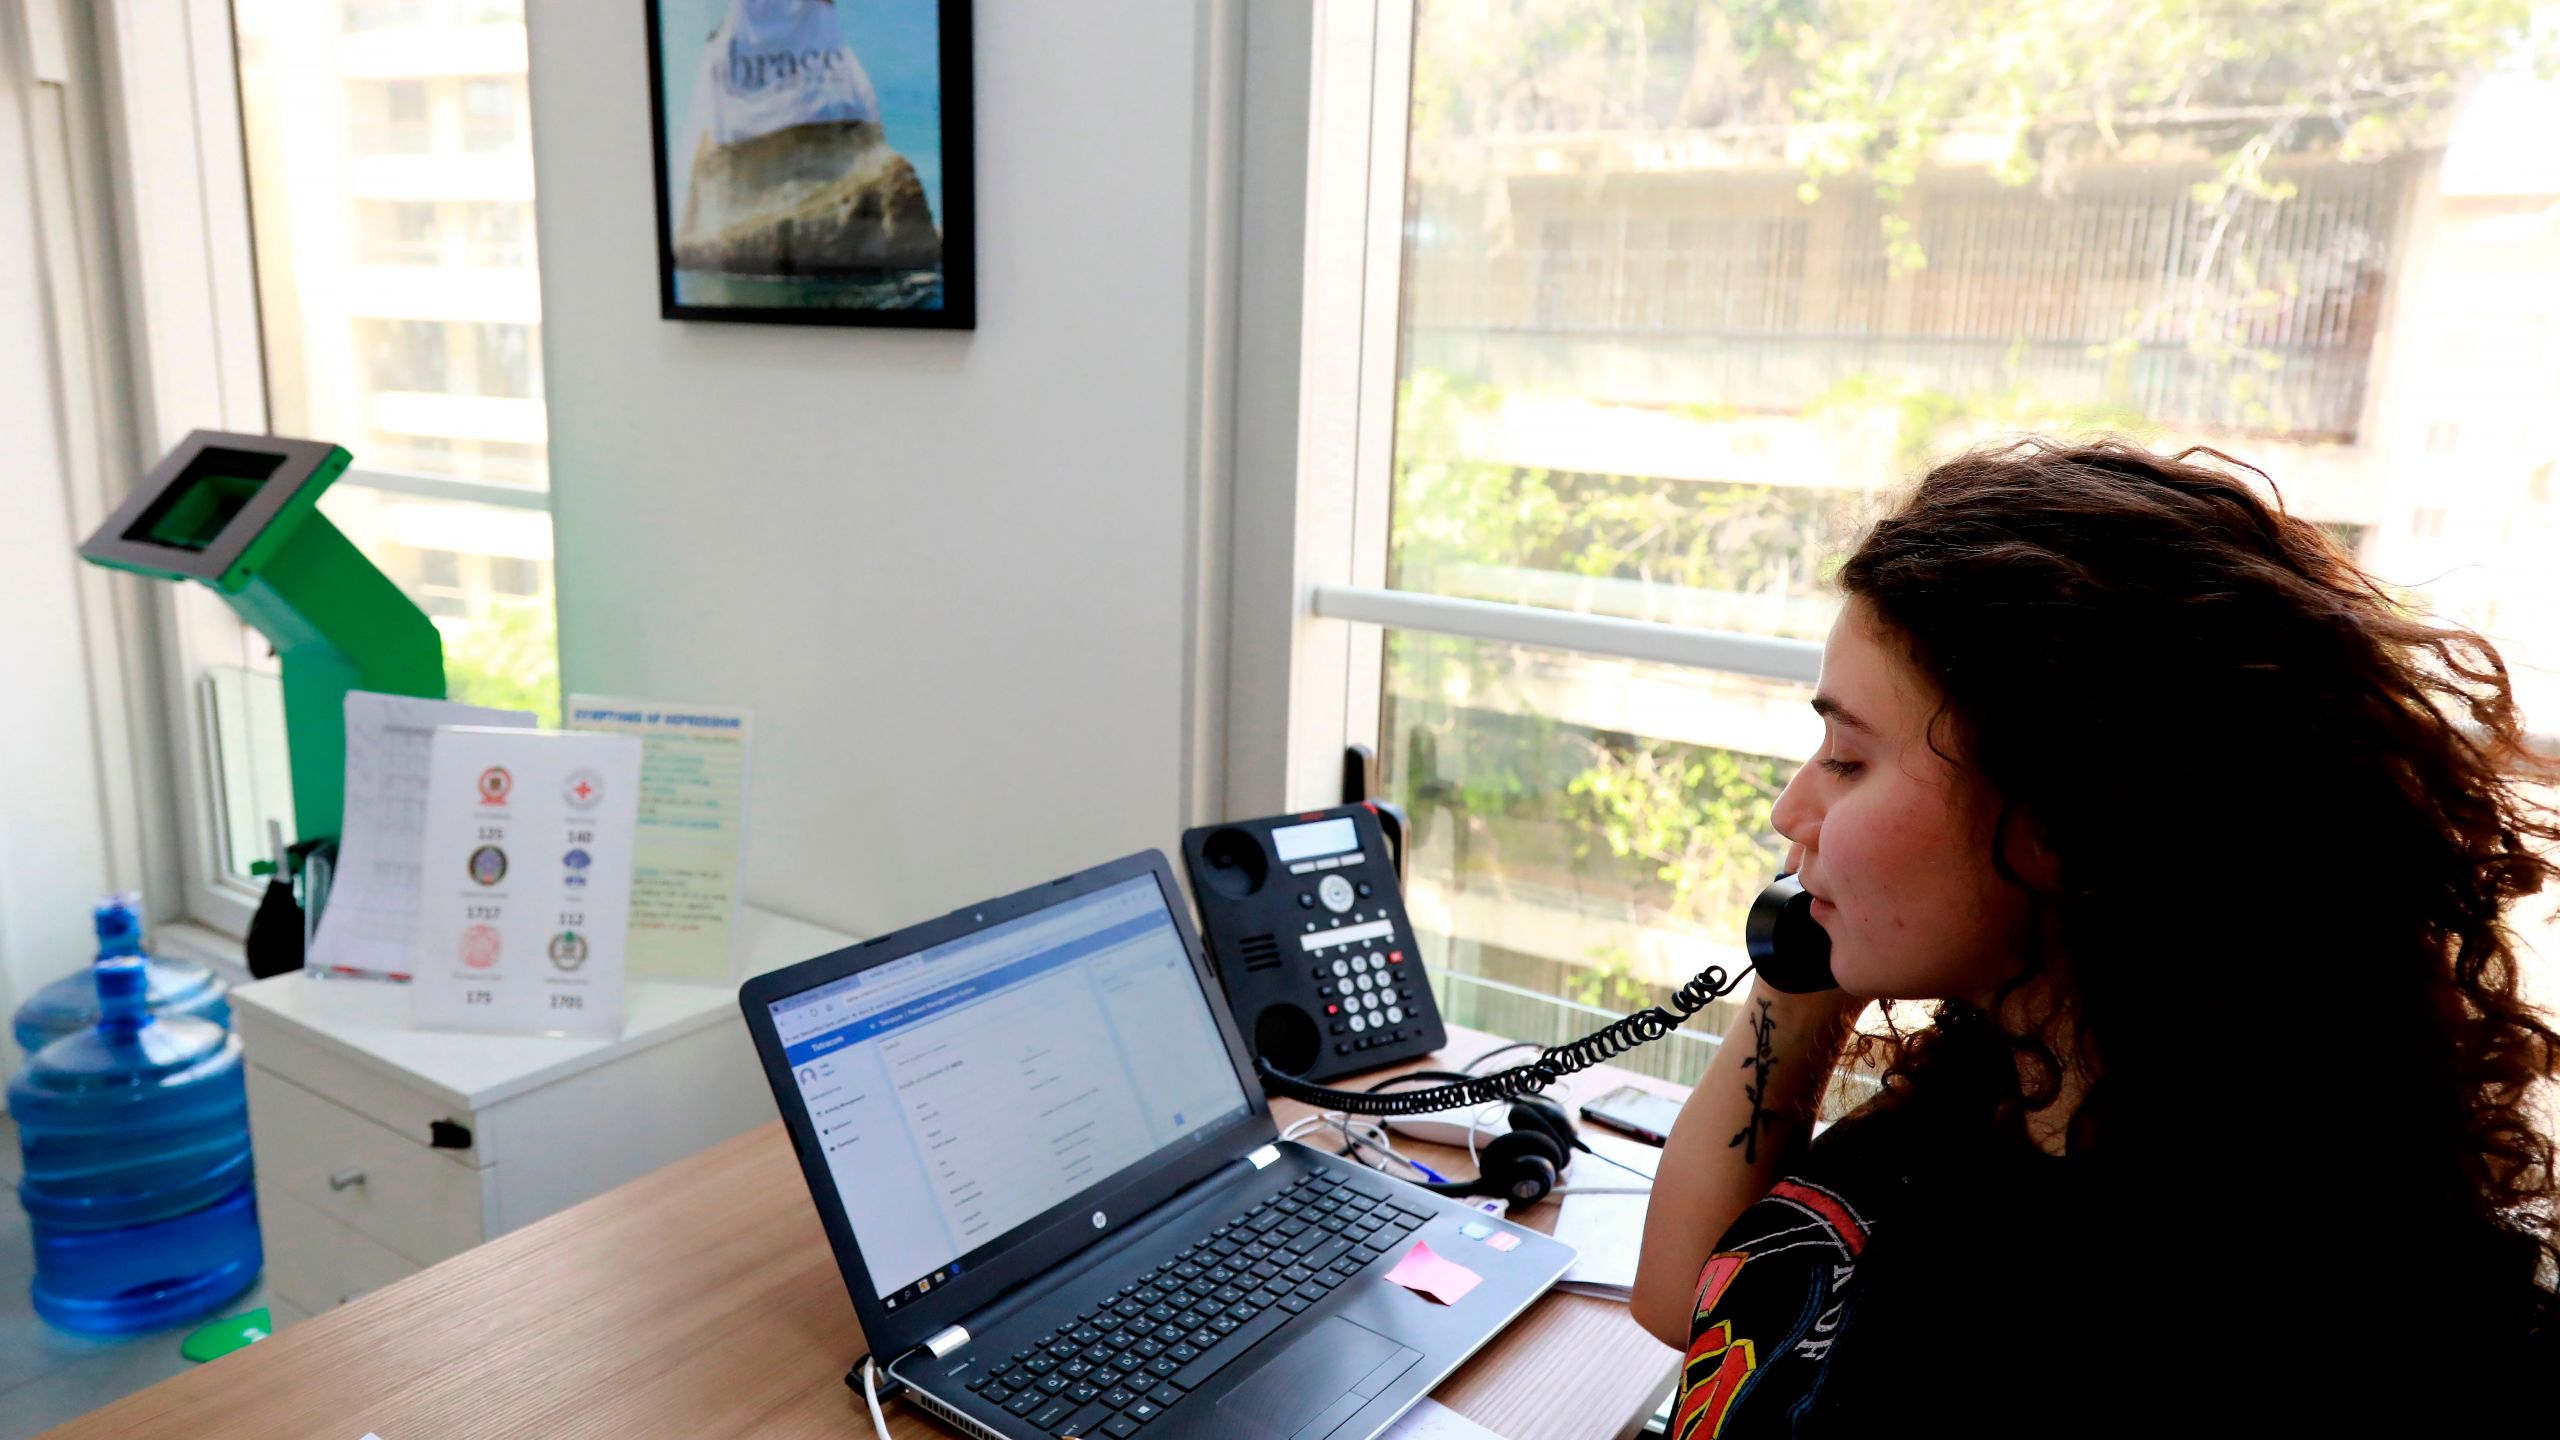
[
  {"x1": 1181, "y1": 804, "x2": 1448, "y2": 1084},
  {"x1": 1223, "y1": 855, "x2": 1843, "y2": 1117},
  {"x1": 1746, "y1": 873, "x2": 1837, "y2": 995}
]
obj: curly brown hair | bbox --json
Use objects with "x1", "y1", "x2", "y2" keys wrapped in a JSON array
[{"x1": 1833, "y1": 436, "x2": 2559, "y2": 1339}]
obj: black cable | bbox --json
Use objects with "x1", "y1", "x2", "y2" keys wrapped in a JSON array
[{"x1": 1254, "y1": 962, "x2": 1751, "y2": 1116}]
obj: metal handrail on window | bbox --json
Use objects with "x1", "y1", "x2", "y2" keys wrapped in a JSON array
[
  {"x1": 1312, "y1": 584, "x2": 2560, "y2": 761},
  {"x1": 340, "y1": 466, "x2": 551, "y2": 511},
  {"x1": 1313, "y1": 584, "x2": 1821, "y2": 683}
]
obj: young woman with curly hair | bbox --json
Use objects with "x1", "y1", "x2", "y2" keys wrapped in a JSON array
[{"x1": 1629, "y1": 437, "x2": 2558, "y2": 1432}]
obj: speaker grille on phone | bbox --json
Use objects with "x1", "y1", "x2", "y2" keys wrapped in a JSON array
[{"x1": 1238, "y1": 933, "x2": 1281, "y2": 971}]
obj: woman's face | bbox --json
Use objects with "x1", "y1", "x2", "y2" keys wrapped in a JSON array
[{"x1": 1771, "y1": 601, "x2": 2034, "y2": 1004}]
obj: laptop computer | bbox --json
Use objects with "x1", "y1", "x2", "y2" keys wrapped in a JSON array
[{"x1": 740, "y1": 850, "x2": 1575, "y2": 1440}]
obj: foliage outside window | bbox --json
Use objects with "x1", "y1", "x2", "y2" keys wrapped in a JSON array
[{"x1": 1381, "y1": 0, "x2": 2560, "y2": 1083}]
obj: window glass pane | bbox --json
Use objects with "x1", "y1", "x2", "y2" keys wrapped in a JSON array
[
  {"x1": 206, "y1": 665, "x2": 296, "y2": 886},
  {"x1": 318, "y1": 488, "x2": 562, "y2": 724},
  {"x1": 1387, "y1": 632, "x2": 1812, "y2": 1085},
  {"x1": 1384, "y1": 1, "x2": 2560, "y2": 1029},
  {"x1": 235, "y1": 0, "x2": 548, "y2": 494},
  {"x1": 229, "y1": 0, "x2": 560, "y2": 832}
]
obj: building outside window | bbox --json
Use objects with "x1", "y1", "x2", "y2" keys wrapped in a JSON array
[
  {"x1": 461, "y1": 77, "x2": 522, "y2": 154},
  {"x1": 470, "y1": 322, "x2": 538, "y2": 399},
  {"x1": 1370, "y1": 0, "x2": 2560, "y2": 1080},
  {"x1": 353, "y1": 200, "x2": 441, "y2": 265},
  {"x1": 357, "y1": 317, "x2": 452, "y2": 394},
  {"x1": 220, "y1": 0, "x2": 557, "y2": 884},
  {"x1": 464, "y1": 202, "x2": 535, "y2": 267}
]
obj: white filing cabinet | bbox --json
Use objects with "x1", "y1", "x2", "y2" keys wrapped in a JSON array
[{"x1": 229, "y1": 907, "x2": 851, "y2": 1325}]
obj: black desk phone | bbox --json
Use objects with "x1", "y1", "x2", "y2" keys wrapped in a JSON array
[
  {"x1": 1182, "y1": 800, "x2": 1837, "y2": 1117},
  {"x1": 1180, "y1": 803, "x2": 1446, "y2": 1083}
]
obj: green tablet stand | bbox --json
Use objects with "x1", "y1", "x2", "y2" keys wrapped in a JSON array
[{"x1": 81, "y1": 431, "x2": 446, "y2": 842}]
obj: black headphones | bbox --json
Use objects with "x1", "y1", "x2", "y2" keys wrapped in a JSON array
[{"x1": 1366, "y1": 1072, "x2": 1579, "y2": 1207}]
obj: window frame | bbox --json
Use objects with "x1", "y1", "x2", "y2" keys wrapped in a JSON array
[{"x1": 97, "y1": 0, "x2": 553, "y2": 937}]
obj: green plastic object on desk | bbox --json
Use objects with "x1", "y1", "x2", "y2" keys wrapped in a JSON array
[
  {"x1": 79, "y1": 431, "x2": 445, "y2": 842},
  {"x1": 181, "y1": 1307, "x2": 273, "y2": 1362}
]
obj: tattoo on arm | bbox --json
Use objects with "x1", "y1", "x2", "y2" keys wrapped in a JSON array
[{"x1": 1729, "y1": 1000, "x2": 1778, "y2": 1163}]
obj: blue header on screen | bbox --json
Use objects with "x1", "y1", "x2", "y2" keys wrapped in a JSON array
[{"x1": 779, "y1": 912, "x2": 1163, "y2": 1066}]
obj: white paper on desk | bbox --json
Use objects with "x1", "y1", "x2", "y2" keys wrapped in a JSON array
[
  {"x1": 310, "y1": 692, "x2": 537, "y2": 980},
  {"x1": 1552, "y1": 1130, "x2": 1661, "y2": 1298},
  {"x1": 1383, "y1": 1398, "x2": 1507, "y2": 1440}
]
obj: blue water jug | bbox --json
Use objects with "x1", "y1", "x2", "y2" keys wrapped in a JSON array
[
  {"x1": 8, "y1": 953, "x2": 262, "y2": 1334},
  {"x1": 12, "y1": 895, "x2": 231, "y2": 1054}
]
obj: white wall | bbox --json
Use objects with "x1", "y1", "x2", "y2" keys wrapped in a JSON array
[
  {"x1": 0, "y1": 12, "x2": 114, "y2": 1065},
  {"x1": 526, "y1": 1, "x2": 1254, "y2": 937}
]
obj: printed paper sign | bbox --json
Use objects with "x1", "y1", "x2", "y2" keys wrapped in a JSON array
[
  {"x1": 412, "y1": 727, "x2": 642, "y2": 1039},
  {"x1": 566, "y1": 696, "x2": 752, "y2": 985},
  {"x1": 311, "y1": 692, "x2": 537, "y2": 981}
]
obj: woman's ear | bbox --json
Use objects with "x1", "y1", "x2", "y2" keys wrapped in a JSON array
[{"x1": 1999, "y1": 810, "x2": 2063, "y2": 893}]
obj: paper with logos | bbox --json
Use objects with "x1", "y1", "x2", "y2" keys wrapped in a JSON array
[
  {"x1": 565, "y1": 695, "x2": 753, "y2": 985},
  {"x1": 412, "y1": 726, "x2": 642, "y2": 1039}
]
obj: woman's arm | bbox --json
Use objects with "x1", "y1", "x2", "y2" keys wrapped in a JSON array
[{"x1": 1628, "y1": 982, "x2": 1862, "y2": 1346}]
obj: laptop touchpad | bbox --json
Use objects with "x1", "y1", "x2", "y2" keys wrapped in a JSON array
[{"x1": 1211, "y1": 1317, "x2": 1422, "y2": 1440}]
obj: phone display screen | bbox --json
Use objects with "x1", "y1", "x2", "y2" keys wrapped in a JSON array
[{"x1": 1271, "y1": 817, "x2": 1360, "y2": 862}]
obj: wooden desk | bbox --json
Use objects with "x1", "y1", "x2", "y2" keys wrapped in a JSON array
[{"x1": 43, "y1": 1028, "x2": 1685, "y2": 1440}]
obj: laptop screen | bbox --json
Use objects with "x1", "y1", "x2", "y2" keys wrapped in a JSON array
[{"x1": 767, "y1": 875, "x2": 1252, "y2": 1311}]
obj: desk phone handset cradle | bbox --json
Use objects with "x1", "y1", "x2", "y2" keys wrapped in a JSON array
[
  {"x1": 1181, "y1": 804, "x2": 1449, "y2": 1086},
  {"x1": 1188, "y1": 805, "x2": 1837, "y2": 1119}
]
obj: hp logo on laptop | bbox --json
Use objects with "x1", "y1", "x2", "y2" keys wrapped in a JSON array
[{"x1": 1092, "y1": 1211, "x2": 1107, "y2": 1229}]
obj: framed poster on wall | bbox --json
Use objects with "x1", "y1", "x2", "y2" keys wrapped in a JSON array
[{"x1": 645, "y1": 0, "x2": 976, "y2": 328}]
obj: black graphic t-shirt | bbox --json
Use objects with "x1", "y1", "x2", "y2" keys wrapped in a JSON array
[
  {"x1": 1669, "y1": 1100, "x2": 2116, "y2": 1437},
  {"x1": 1665, "y1": 1097, "x2": 2548, "y2": 1435}
]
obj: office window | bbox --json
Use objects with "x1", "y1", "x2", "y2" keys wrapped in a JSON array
[
  {"x1": 211, "y1": 0, "x2": 559, "y2": 894},
  {"x1": 1340, "y1": 0, "x2": 2560, "y2": 1078}
]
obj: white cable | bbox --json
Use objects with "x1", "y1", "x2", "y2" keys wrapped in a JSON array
[
  {"x1": 862, "y1": 1357, "x2": 892, "y2": 1440},
  {"x1": 1547, "y1": 1184, "x2": 1654, "y2": 1197},
  {"x1": 1286, "y1": 1107, "x2": 1442, "y2": 1183}
]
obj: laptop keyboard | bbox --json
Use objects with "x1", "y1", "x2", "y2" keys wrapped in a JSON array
[{"x1": 964, "y1": 1167, "x2": 1436, "y2": 1436}]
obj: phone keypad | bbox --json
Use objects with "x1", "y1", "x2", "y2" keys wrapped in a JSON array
[{"x1": 1316, "y1": 947, "x2": 1418, "y2": 1053}]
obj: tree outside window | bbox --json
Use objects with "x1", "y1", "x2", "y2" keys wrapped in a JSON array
[{"x1": 1382, "y1": 0, "x2": 2560, "y2": 1078}]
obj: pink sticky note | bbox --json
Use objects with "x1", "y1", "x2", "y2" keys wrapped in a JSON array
[
  {"x1": 1385, "y1": 1241, "x2": 1483, "y2": 1306},
  {"x1": 1485, "y1": 1231, "x2": 1521, "y2": 1252}
]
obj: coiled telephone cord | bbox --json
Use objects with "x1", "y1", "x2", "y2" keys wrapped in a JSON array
[{"x1": 1253, "y1": 963, "x2": 1750, "y2": 1116}]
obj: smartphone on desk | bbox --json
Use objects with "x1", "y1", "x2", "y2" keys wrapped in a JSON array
[{"x1": 1580, "y1": 1084, "x2": 1683, "y2": 1146}]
